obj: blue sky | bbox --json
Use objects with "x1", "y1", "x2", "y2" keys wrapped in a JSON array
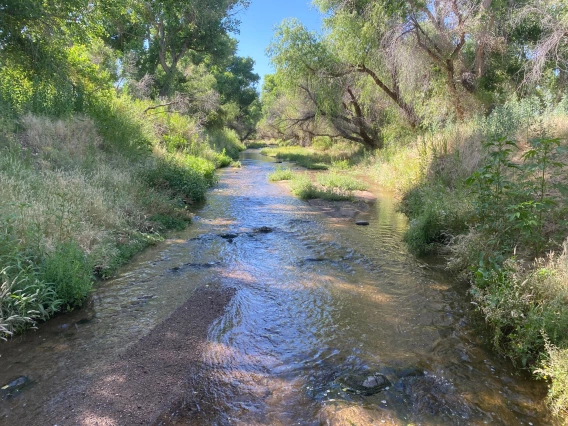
[{"x1": 233, "y1": 1, "x2": 324, "y2": 89}]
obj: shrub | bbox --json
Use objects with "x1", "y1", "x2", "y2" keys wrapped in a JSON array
[
  {"x1": 311, "y1": 136, "x2": 334, "y2": 151},
  {"x1": 142, "y1": 154, "x2": 215, "y2": 204},
  {"x1": 535, "y1": 341, "x2": 568, "y2": 418},
  {"x1": 207, "y1": 128, "x2": 246, "y2": 159},
  {"x1": 401, "y1": 183, "x2": 472, "y2": 255},
  {"x1": 471, "y1": 250, "x2": 568, "y2": 369}
]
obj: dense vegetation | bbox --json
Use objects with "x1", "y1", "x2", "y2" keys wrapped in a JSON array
[
  {"x1": 0, "y1": 1, "x2": 260, "y2": 337},
  {"x1": 260, "y1": 0, "x2": 568, "y2": 419}
]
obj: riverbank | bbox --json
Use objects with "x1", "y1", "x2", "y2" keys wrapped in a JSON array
[{"x1": 0, "y1": 110, "x2": 244, "y2": 339}]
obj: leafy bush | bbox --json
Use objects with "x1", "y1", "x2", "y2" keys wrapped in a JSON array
[
  {"x1": 142, "y1": 154, "x2": 215, "y2": 204},
  {"x1": 207, "y1": 128, "x2": 246, "y2": 159},
  {"x1": 401, "y1": 183, "x2": 472, "y2": 255},
  {"x1": 535, "y1": 341, "x2": 568, "y2": 418},
  {"x1": 87, "y1": 95, "x2": 154, "y2": 156},
  {"x1": 471, "y1": 250, "x2": 568, "y2": 368},
  {"x1": 311, "y1": 136, "x2": 334, "y2": 151}
]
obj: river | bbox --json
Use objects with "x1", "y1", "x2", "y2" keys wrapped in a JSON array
[{"x1": 0, "y1": 150, "x2": 551, "y2": 425}]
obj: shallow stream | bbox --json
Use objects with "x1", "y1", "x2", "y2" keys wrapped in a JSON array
[{"x1": 0, "y1": 150, "x2": 551, "y2": 425}]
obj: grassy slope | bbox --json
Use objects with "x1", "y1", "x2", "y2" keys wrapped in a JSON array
[{"x1": 0, "y1": 108, "x2": 244, "y2": 338}]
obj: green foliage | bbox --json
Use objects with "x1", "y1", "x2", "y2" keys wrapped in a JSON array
[
  {"x1": 40, "y1": 242, "x2": 93, "y2": 310},
  {"x1": 401, "y1": 184, "x2": 473, "y2": 255},
  {"x1": 268, "y1": 166, "x2": 294, "y2": 181},
  {"x1": 88, "y1": 95, "x2": 154, "y2": 156},
  {"x1": 467, "y1": 135, "x2": 567, "y2": 259},
  {"x1": 142, "y1": 155, "x2": 215, "y2": 204},
  {"x1": 0, "y1": 266, "x2": 61, "y2": 339},
  {"x1": 289, "y1": 173, "x2": 349, "y2": 200},
  {"x1": 471, "y1": 254, "x2": 568, "y2": 368},
  {"x1": 316, "y1": 172, "x2": 367, "y2": 192},
  {"x1": 535, "y1": 341, "x2": 568, "y2": 418},
  {"x1": 207, "y1": 128, "x2": 246, "y2": 160},
  {"x1": 261, "y1": 146, "x2": 329, "y2": 169}
]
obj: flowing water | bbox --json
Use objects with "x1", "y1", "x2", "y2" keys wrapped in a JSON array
[{"x1": 0, "y1": 150, "x2": 551, "y2": 425}]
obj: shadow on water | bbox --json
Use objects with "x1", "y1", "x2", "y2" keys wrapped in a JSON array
[{"x1": 0, "y1": 149, "x2": 553, "y2": 425}]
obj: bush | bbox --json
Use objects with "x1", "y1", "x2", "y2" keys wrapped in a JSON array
[
  {"x1": 142, "y1": 154, "x2": 215, "y2": 204},
  {"x1": 536, "y1": 341, "x2": 568, "y2": 418},
  {"x1": 207, "y1": 128, "x2": 246, "y2": 159},
  {"x1": 40, "y1": 242, "x2": 93, "y2": 309},
  {"x1": 401, "y1": 183, "x2": 472, "y2": 255},
  {"x1": 471, "y1": 250, "x2": 568, "y2": 368},
  {"x1": 87, "y1": 95, "x2": 154, "y2": 156}
]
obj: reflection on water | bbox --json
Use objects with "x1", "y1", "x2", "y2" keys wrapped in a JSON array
[{"x1": 0, "y1": 150, "x2": 552, "y2": 425}]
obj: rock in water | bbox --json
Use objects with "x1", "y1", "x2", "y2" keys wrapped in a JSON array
[
  {"x1": 219, "y1": 233, "x2": 238, "y2": 240},
  {"x1": 335, "y1": 373, "x2": 390, "y2": 396},
  {"x1": 254, "y1": 226, "x2": 273, "y2": 233},
  {"x1": 1, "y1": 376, "x2": 32, "y2": 399},
  {"x1": 361, "y1": 374, "x2": 390, "y2": 394},
  {"x1": 355, "y1": 220, "x2": 369, "y2": 226}
]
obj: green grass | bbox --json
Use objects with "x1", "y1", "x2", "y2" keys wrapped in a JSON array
[
  {"x1": 289, "y1": 173, "x2": 352, "y2": 201},
  {"x1": 0, "y1": 108, "x2": 234, "y2": 338},
  {"x1": 316, "y1": 172, "x2": 368, "y2": 192},
  {"x1": 245, "y1": 141, "x2": 270, "y2": 149},
  {"x1": 268, "y1": 166, "x2": 294, "y2": 181},
  {"x1": 260, "y1": 143, "x2": 361, "y2": 170}
]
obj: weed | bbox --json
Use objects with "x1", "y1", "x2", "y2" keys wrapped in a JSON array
[
  {"x1": 289, "y1": 173, "x2": 352, "y2": 201},
  {"x1": 40, "y1": 242, "x2": 93, "y2": 310}
]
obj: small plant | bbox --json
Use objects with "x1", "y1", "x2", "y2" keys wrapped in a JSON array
[
  {"x1": 535, "y1": 340, "x2": 568, "y2": 418},
  {"x1": 289, "y1": 173, "x2": 351, "y2": 201},
  {"x1": 40, "y1": 242, "x2": 93, "y2": 310}
]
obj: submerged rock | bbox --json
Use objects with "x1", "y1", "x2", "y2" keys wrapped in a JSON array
[
  {"x1": 219, "y1": 233, "x2": 239, "y2": 240},
  {"x1": 1, "y1": 376, "x2": 33, "y2": 399},
  {"x1": 355, "y1": 220, "x2": 370, "y2": 226},
  {"x1": 253, "y1": 226, "x2": 273, "y2": 233},
  {"x1": 335, "y1": 373, "x2": 391, "y2": 396}
]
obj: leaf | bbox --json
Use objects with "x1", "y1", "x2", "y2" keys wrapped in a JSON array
[{"x1": 554, "y1": 183, "x2": 568, "y2": 196}]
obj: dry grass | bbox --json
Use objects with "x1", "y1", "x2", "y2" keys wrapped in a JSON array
[
  {"x1": 0, "y1": 115, "x2": 189, "y2": 273},
  {"x1": 366, "y1": 121, "x2": 483, "y2": 193}
]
